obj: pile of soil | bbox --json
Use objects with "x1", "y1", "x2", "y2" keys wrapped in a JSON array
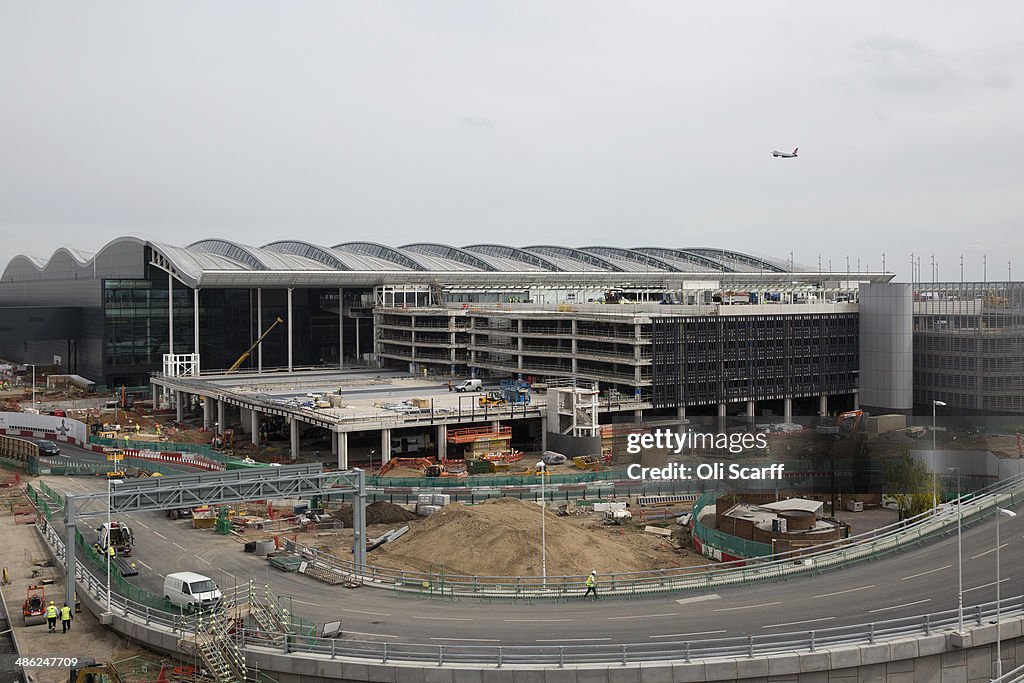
[
  {"x1": 335, "y1": 501, "x2": 418, "y2": 528},
  {"x1": 370, "y1": 497, "x2": 697, "y2": 577}
]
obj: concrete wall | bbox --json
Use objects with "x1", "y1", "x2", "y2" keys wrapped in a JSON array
[{"x1": 858, "y1": 283, "x2": 914, "y2": 415}]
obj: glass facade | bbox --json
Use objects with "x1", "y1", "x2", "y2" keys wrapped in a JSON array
[{"x1": 103, "y1": 265, "x2": 195, "y2": 385}]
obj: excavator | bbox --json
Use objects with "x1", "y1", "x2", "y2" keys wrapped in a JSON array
[
  {"x1": 68, "y1": 659, "x2": 126, "y2": 682},
  {"x1": 225, "y1": 316, "x2": 284, "y2": 374},
  {"x1": 816, "y1": 410, "x2": 864, "y2": 437}
]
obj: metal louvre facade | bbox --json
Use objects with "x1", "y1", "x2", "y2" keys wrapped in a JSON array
[{"x1": 651, "y1": 314, "x2": 859, "y2": 408}]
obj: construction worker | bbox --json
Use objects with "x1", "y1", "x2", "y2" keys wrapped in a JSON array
[
  {"x1": 108, "y1": 545, "x2": 116, "y2": 560},
  {"x1": 45, "y1": 601, "x2": 58, "y2": 632},
  {"x1": 584, "y1": 570, "x2": 598, "y2": 600},
  {"x1": 60, "y1": 602, "x2": 73, "y2": 633}
]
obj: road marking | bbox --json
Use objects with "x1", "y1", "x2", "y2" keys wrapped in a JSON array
[
  {"x1": 137, "y1": 561, "x2": 153, "y2": 571},
  {"x1": 763, "y1": 617, "x2": 836, "y2": 629},
  {"x1": 431, "y1": 637, "x2": 500, "y2": 642},
  {"x1": 607, "y1": 613, "x2": 677, "y2": 621},
  {"x1": 344, "y1": 630, "x2": 397, "y2": 639},
  {"x1": 813, "y1": 585, "x2": 874, "y2": 599},
  {"x1": 675, "y1": 594, "x2": 720, "y2": 605},
  {"x1": 135, "y1": 521, "x2": 150, "y2": 529},
  {"x1": 340, "y1": 608, "x2": 392, "y2": 617},
  {"x1": 713, "y1": 602, "x2": 782, "y2": 612},
  {"x1": 649, "y1": 630, "x2": 726, "y2": 639},
  {"x1": 868, "y1": 599, "x2": 931, "y2": 614},
  {"x1": 412, "y1": 616, "x2": 472, "y2": 622},
  {"x1": 537, "y1": 637, "x2": 611, "y2": 642},
  {"x1": 972, "y1": 543, "x2": 1009, "y2": 559},
  {"x1": 290, "y1": 599, "x2": 323, "y2": 607},
  {"x1": 901, "y1": 565, "x2": 951, "y2": 581},
  {"x1": 504, "y1": 618, "x2": 572, "y2": 622},
  {"x1": 173, "y1": 542, "x2": 188, "y2": 551},
  {"x1": 153, "y1": 531, "x2": 167, "y2": 540},
  {"x1": 196, "y1": 556, "x2": 212, "y2": 565},
  {"x1": 963, "y1": 577, "x2": 1012, "y2": 593}
]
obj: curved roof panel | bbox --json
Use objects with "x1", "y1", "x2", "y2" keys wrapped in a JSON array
[
  {"x1": 188, "y1": 239, "x2": 269, "y2": 270},
  {"x1": 150, "y1": 242, "x2": 250, "y2": 282},
  {"x1": 334, "y1": 242, "x2": 425, "y2": 271},
  {"x1": 522, "y1": 246, "x2": 621, "y2": 272},
  {"x1": 400, "y1": 243, "x2": 496, "y2": 272},
  {"x1": 263, "y1": 241, "x2": 352, "y2": 271},
  {"x1": 463, "y1": 244, "x2": 561, "y2": 272},
  {"x1": 578, "y1": 246, "x2": 675, "y2": 272},
  {"x1": 631, "y1": 247, "x2": 729, "y2": 272},
  {"x1": 681, "y1": 247, "x2": 794, "y2": 273}
]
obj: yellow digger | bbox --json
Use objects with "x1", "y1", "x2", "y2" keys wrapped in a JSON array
[{"x1": 68, "y1": 658, "x2": 125, "y2": 682}]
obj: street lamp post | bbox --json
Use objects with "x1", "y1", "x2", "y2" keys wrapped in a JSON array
[
  {"x1": 106, "y1": 478, "x2": 123, "y2": 613},
  {"x1": 28, "y1": 364, "x2": 36, "y2": 411},
  {"x1": 536, "y1": 461, "x2": 547, "y2": 590},
  {"x1": 946, "y1": 467, "x2": 963, "y2": 633},
  {"x1": 996, "y1": 507, "x2": 1016, "y2": 678},
  {"x1": 932, "y1": 400, "x2": 946, "y2": 512}
]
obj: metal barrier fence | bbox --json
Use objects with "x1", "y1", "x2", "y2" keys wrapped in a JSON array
[
  {"x1": 236, "y1": 595, "x2": 1024, "y2": 665},
  {"x1": 89, "y1": 436, "x2": 228, "y2": 462},
  {"x1": 691, "y1": 493, "x2": 774, "y2": 558},
  {"x1": 26, "y1": 478, "x2": 1024, "y2": 667},
  {"x1": 287, "y1": 468, "x2": 1024, "y2": 598}
]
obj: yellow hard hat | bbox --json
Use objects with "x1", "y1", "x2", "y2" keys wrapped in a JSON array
[{"x1": 49, "y1": 600, "x2": 54, "y2": 604}]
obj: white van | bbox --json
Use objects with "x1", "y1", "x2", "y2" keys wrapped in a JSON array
[
  {"x1": 453, "y1": 379, "x2": 483, "y2": 392},
  {"x1": 163, "y1": 572, "x2": 222, "y2": 612}
]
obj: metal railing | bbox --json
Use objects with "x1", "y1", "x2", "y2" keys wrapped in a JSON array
[
  {"x1": 26, "y1": 478, "x2": 1024, "y2": 668},
  {"x1": 237, "y1": 596, "x2": 1024, "y2": 665},
  {"x1": 287, "y1": 468, "x2": 1024, "y2": 598}
]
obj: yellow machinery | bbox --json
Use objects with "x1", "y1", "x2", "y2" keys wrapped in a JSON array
[
  {"x1": 477, "y1": 391, "x2": 506, "y2": 407},
  {"x1": 226, "y1": 316, "x2": 284, "y2": 374},
  {"x1": 68, "y1": 658, "x2": 126, "y2": 683}
]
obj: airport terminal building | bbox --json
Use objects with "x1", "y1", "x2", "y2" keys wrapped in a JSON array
[{"x1": 1, "y1": 236, "x2": 1021, "y2": 419}]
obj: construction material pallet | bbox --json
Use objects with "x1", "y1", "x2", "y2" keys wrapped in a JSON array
[
  {"x1": 299, "y1": 561, "x2": 347, "y2": 585},
  {"x1": 268, "y1": 555, "x2": 303, "y2": 572}
]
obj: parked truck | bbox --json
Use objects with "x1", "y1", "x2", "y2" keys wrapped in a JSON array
[{"x1": 95, "y1": 521, "x2": 134, "y2": 557}]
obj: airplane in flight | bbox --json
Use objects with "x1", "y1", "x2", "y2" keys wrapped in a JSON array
[{"x1": 772, "y1": 147, "x2": 798, "y2": 158}]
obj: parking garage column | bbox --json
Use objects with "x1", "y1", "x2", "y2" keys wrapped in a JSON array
[
  {"x1": 250, "y1": 409, "x2": 260, "y2": 446},
  {"x1": 203, "y1": 396, "x2": 213, "y2": 429},
  {"x1": 784, "y1": 398, "x2": 793, "y2": 422},
  {"x1": 571, "y1": 320, "x2": 578, "y2": 374},
  {"x1": 853, "y1": 393, "x2": 860, "y2": 410},
  {"x1": 152, "y1": 383, "x2": 160, "y2": 410},
  {"x1": 337, "y1": 431, "x2": 348, "y2": 470},
  {"x1": 380, "y1": 429, "x2": 391, "y2": 465},
  {"x1": 819, "y1": 395, "x2": 828, "y2": 418},
  {"x1": 541, "y1": 415, "x2": 548, "y2": 451},
  {"x1": 175, "y1": 391, "x2": 183, "y2": 422},
  {"x1": 338, "y1": 287, "x2": 344, "y2": 369},
  {"x1": 436, "y1": 424, "x2": 447, "y2": 461},
  {"x1": 717, "y1": 402, "x2": 727, "y2": 433},
  {"x1": 290, "y1": 417, "x2": 300, "y2": 461},
  {"x1": 517, "y1": 320, "x2": 524, "y2": 371},
  {"x1": 239, "y1": 406, "x2": 251, "y2": 434},
  {"x1": 746, "y1": 400, "x2": 755, "y2": 421},
  {"x1": 217, "y1": 398, "x2": 225, "y2": 433}
]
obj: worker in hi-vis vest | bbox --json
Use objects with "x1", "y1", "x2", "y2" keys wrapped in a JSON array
[
  {"x1": 60, "y1": 602, "x2": 73, "y2": 633},
  {"x1": 584, "y1": 570, "x2": 598, "y2": 600},
  {"x1": 45, "y1": 601, "x2": 58, "y2": 632}
]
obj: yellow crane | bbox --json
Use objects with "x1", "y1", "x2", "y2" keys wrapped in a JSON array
[{"x1": 226, "y1": 316, "x2": 284, "y2": 373}]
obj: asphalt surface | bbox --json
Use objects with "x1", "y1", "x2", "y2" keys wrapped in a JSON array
[
  {"x1": 41, "y1": 441, "x2": 200, "y2": 475},
  {"x1": 39, "y1": 474, "x2": 1024, "y2": 647}
]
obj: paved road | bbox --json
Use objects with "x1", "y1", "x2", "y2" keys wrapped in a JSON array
[
  {"x1": 41, "y1": 475, "x2": 1024, "y2": 647},
  {"x1": 43, "y1": 441, "x2": 199, "y2": 474}
]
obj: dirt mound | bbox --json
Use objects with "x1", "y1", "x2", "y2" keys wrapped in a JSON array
[
  {"x1": 335, "y1": 501, "x2": 417, "y2": 527},
  {"x1": 370, "y1": 497, "x2": 690, "y2": 577}
]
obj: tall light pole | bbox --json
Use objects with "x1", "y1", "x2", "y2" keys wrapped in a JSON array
[
  {"x1": 946, "y1": 467, "x2": 963, "y2": 633},
  {"x1": 106, "y1": 478, "x2": 123, "y2": 613},
  {"x1": 536, "y1": 461, "x2": 547, "y2": 590},
  {"x1": 996, "y1": 507, "x2": 1016, "y2": 678},
  {"x1": 932, "y1": 400, "x2": 946, "y2": 512},
  {"x1": 28, "y1": 364, "x2": 36, "y2": 411}
]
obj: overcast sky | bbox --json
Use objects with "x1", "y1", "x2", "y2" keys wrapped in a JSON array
[{"x1": 1, "y1": 2, "x2": 1022, "y2": 281}]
